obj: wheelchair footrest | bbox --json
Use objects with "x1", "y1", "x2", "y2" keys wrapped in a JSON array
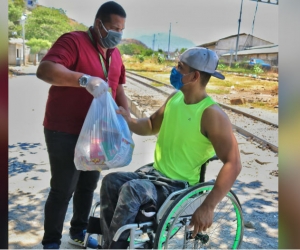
[{"x1": 87, "y1": 216, "x2": 102, "y2": 234}]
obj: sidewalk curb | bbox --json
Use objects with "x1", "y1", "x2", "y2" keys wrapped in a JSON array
[{"x1": 126, "y1": 95, "x2": 150, "y2": 119}]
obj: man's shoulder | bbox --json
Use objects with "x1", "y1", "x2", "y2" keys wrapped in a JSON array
[
  {"x1": 57, "y1": 30, "x2": 87, "y2": 41},
  {"x1": 204, "y1": 103, "x2": 226, "y2": 117}
]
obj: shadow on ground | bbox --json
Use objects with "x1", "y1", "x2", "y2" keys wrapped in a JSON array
[{"x1": 232, "y1": 179, "x2": 278, "y2": 249}]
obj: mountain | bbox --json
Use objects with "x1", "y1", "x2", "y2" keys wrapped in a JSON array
[
  {"x1": 119, "y1": 38, "x2": 148, "y2": 48},
  {"x1": 133, "y1": 33, "x2": 195, "y2": 52}
]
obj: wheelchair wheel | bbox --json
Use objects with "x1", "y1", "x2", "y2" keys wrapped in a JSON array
[{"x1": 153, "y1": 182, "x2": 244, "y2": 249}]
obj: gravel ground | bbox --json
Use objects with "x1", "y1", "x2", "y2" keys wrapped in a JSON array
[{"x1": 8, "y1": 67, "x2": 278, "y2": 249}]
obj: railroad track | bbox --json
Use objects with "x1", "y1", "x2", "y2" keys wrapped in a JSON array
[{"x1": 125, "y1": 71, "x2": 278, "y2": 153}]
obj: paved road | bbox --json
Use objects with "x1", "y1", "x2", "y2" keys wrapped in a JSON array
[{"x1": 9, "y1": 71, "x2": 278, "y2": 249}]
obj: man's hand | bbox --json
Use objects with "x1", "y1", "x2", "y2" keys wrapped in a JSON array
[
  {"x1": 86, "y1": 76, "x2": 109, "y2": 98},
  {"x1": 189, "y1": 204, "x2": 214, "y2": 238},
  {"x1": 116, "y1": 106, "x2": 131, "y2": 122}
]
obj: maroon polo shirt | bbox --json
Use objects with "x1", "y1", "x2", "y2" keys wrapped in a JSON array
[{"x1": 42, "y1": 27, "x2": 125, "y2": 134}]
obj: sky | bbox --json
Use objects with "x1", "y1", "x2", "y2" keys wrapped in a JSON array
[{"x1": 37, "y1": 0, "x2": 278, "y2": 46}]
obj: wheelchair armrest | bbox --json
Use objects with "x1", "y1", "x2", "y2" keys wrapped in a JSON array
[{"x1": 207, "y1": 155, "x2": 219, "y2": 162}]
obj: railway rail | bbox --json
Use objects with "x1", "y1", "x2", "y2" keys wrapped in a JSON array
[{"x1": 125, "y1": 71, "x2": 278, "y2": 153}]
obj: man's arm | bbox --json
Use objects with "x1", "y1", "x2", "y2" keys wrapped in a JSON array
[
  {"x1": 37, "y1": 61, "x2": 108, "y2": 97},
  {"x1": 117, "y1": 91, "x2": 177, "y2": 136},
  {"x1": 36, "y1": 60, "x2": 83, "y2": 87},
  {"x1": 189, "y1": 105, "x2": 242, "y2": 237},
  {"x1": 115, "y1": 84, "x2": 130, "y2": 113}
]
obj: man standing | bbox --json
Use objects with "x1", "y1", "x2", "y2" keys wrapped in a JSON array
[
  {"x1": 36, "y1": 1, "x2": 129, "y2": 249},
  {"x1": 99, "y1": 47, "x2": 242, "y2": 249}
]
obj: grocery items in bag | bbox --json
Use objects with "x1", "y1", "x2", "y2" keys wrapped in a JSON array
[{"x1": 74, "y1": 91, "x2": 134, "y2": 171}]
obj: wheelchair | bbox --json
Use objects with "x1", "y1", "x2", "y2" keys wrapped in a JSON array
[{"x1": 83, "y1": 156, "x2": 244, "y2": 249}]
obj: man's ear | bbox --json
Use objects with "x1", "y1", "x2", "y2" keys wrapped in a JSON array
[{"x1": 193, "y1": 71, "x2": 200, "y2": 82}]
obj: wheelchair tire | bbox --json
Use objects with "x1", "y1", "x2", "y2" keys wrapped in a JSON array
[{"x1": 153, "y1": 182, "x2": 244, "y2": 249}]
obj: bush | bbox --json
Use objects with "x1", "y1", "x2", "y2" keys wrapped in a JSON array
[
  {"x1": 218, "y1": 64, "x2": 227, "y2": 70},
  {"x1": 118, "y1": 43, "x2": 153, "y2": 56},
  {"x1": 253, "y1": 64, "x2": 264, "y2": 74},
  {"x1": 137, "y1": 55, "x2": 144, "y2": 63},
  {"x1": 157, "y1": 54, "x2": 165, "y2": 64},
  {"x1": 234, "y1": 62, "x2": 240, "y2": 69}
]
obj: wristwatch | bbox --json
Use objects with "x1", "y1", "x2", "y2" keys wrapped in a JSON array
[{"x1": 78, "y1": 74, "x2": 91, "y2": 87}]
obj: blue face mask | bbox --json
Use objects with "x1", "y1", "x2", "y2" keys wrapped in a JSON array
[
  {"x1": 98, "y1": 20, "x2": 122, "y2": 49},
  {"x1": 170, "y1": 67, "x2": 192, "y2": 90}
]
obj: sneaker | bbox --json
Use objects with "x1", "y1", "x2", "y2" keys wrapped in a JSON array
[
  {"x1": 68, "y1": 229, "x2": 98, "y2": 249},
  {"x1": 43, "y1": 242, "x2": 60, "y2": 249}
]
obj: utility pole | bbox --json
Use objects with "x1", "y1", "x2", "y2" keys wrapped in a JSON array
[
  {"x1": 235, "y1": 0, "x2": 244, "y2": 61},
  {"x1": 20, "y1": 14, "x2": 26, "y2": 66},
  {"x1": 167, "y1": 23, "x2": 171, "y2": 59},
  {"x1": 251, "y1": 0, "x2": 259, "y2": 38},
  {"x1": 152, "y1": 34, "x2": 156, "y2": 51}
]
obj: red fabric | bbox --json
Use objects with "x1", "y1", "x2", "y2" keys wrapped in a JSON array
[{"x1": 42, "y1": 27, "x2": 125, "y2": 134}]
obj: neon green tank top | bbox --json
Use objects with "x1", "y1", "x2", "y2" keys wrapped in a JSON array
[{"x1": 153, "y1": 91, "x2": 217, "y2": 186}]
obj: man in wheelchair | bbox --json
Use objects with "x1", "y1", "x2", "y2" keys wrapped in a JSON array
[{"x1": 100, "y1": 47, "x2": 242, "y2": 249}]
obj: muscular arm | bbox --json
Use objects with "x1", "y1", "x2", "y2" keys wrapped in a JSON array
[
  {"x1": 201, "y1": 105, "x2": 241, "y2": 207},
  {"x1": 117, "y1": 91, "x2": 177, "y2": 136},
  {"x1": 36, "y1": 60, "x2": 83, "y2": 87},
  {"x1": 190, "y1": 105, "x2": 242, "y2": 235}
]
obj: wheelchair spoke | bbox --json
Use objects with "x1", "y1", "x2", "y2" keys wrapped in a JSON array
[{"x1": 154, "y1": 185, "x2": 243, "y2": 249}]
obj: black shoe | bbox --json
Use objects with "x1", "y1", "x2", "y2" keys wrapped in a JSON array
[
  {"x1": 43, "y1": 242, "x2": 60, "y2": 249},
  {"x1": 109, "y1": 240, "x2": 129, "y2": 249}
]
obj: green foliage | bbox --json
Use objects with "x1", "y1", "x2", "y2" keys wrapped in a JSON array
[
  {"x1": 13, "y1": 0, "x2": 26, "y2": 9},
  {"x1": 137, "y1": 55, "x2": 145, "y2": 63},
  {"x1": 117, "y1": 43, "x2": 152, "y2": 56},
  {"x1": 157, "y1": 54, "x2": 165, "y2": 64},
  {"x1": 234, "y1": 62, "x2": 240, "y2": 68},
  {"x1": 218, "y1": 64, "x2": 227, "y2": 70},
  {"x1": 253, "y1": 64, "x2": 264, "y2": 74},
  {"x1": 8, "y1": 0, "x2": 24, "y2": 37},
  {"x1": 25, "y1": 6, "x2": 73, "y2": 43},
  {"x1": 8, "y1": 0, "x2": 23, "y2": 23},
  {"x1": 142, "y1": 48, "x2": 153, "y2": 57},
  {"x1": 26, "y1": 38, "x2": 52, "y2": 54},
  {"x1": 179, "y1": 48, "x2": 187, "y2": 54},
  {"x1": 158, "y1": 49, "x2": 163, "y2": 53}
]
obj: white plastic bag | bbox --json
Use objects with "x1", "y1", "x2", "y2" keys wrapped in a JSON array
[{"x1": 74, "y1": 91, "x2": 134, "y2": 171}]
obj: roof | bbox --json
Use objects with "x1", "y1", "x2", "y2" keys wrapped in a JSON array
[
  {"x1": 198, "y1": 33, "x2": 247, "y2": 47},
  {"x1": 197, "y1": 40, "x2": 218, "y2": 47},
  {"x1": 198, "y1": 33, "x2": 273, "y2": 47},
  {"x1": 221, "y1": 44, "x2": 278, "y2": 56}
]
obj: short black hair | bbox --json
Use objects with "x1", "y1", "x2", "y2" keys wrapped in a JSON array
[
  {"x1": 188, "y1": 67, "x2": 211, "y2": 86},
  {"x1": 95, "y1": 1, "x2": 126, "y2": 23},
  {"x1": 199, "y1": 71, "x2": 212, "y2": 86}
]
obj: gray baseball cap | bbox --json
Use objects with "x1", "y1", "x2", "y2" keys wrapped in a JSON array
[{"x1": 179, "y1": 47, "x2": 225, "y2": 80}]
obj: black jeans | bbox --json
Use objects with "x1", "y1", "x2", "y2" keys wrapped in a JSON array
[
  {"x1": 100, "y1": 168, "x2": 187, "y2": 248},
  {"x1": 42, "y1": 128, "x2": 100, "y2": 246}
]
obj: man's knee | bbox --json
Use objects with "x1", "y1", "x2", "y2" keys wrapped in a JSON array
[
  {"x1": 120, "y1": 180, "x2": 157, "y2": 204},
  {"x1": 101, "y1": 172, "x2": 131, "y2": 198},
  {"x1": 102, "y1": 172, "x2": 119, "y2": 185}
]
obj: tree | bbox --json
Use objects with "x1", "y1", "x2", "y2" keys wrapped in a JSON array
[
  {"x1": 8, "y1": 0, "x2": 23, "y2": 38},
  {"x1": 26, "y1": 38, "x2": 52, "y2": 65},
  {"x1": 117, "y1": 43, "x2": 153, "y2": 56},
  {"x1": 179, "y1": 48, "x2": 187, "y2": 54},
  {"x1": 25, "y1": 6, "x2": 73, "y2": 43}
]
